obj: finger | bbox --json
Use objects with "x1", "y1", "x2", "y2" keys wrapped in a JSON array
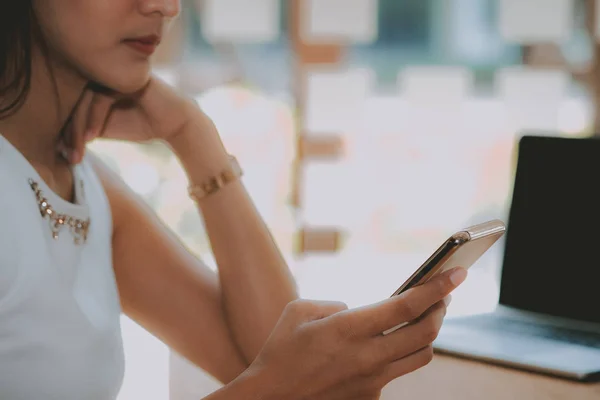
[
  {"x1": 286, "y1": 299, "x2": 349, "y2": 323},
  {"x1": 307, "y1": 300, "x2": 349, "y2": 320},
  {"x1": 369, "y1": 300, "x2": 446, "y2": 365},
  {"x1": 343, "y1": 267, "x2": 466, "y2": 337},
  {"x1": 444, "y1": 294, "x2": 452, "y2": 307},
  {"x1": 66, "y1": 90, "x2": 95, "y2": 164},
  {"x1": 381, "y1": 293, "x2": 453, "y2": 336},
  {"x1": 85, "y1": 94, "x2": 114, "y2": 140},
  {"x1": 376, "y1": 345, "x2": 435, "y2": 387},
  {"x1": 57, "y1": 136, "x2": 70, "y2": 162}
]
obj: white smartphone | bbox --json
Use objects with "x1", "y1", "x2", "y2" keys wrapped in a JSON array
[{"x1": 382, "y1": 219, "x2": 506, "y2": 335}]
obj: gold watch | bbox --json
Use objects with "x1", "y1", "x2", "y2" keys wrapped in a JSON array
[{"x1": 188, "y1": 155, "x2": 243, "y2": 201}]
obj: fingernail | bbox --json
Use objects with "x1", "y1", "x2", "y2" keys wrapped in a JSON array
[
  {"x1": 450, "y1": 268, "x2": 467, "y2": 286},
  {"x1": 70, "y1": 150, "x2": 79, "y2": 164},
  {"x1": 85, "y1": 130, "x2": 95, "y2": 140},
  {"x1": 443, "y1": 295, "x2": 453, "y2": 306}
]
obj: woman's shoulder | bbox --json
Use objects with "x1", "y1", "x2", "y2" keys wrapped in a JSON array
[
  {"x1": 79, "y1": 151, "x2": 121, "y2": 213},
  {"x1": 81, "y1": 151, "x2": 132, "y2": 210},
  {"x1": 78, "y1": 152, "x2": 115, "y2": 233},
  {"x1": 80, "y1": 151, "x2": 119, "y2": 186},
  {"x1": 81, "y1": 150, "x2": 158, "y2": 241},
  {"x1": 0, "y1": 167, "x2": 30, "y2": 253},
  {"x1": 0, "y1": 164, "x2": 29, "y2": 212}
]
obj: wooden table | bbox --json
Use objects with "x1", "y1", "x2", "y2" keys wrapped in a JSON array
[{"x1": 382, "y1": 354, "x2": 600, "y2": 400}]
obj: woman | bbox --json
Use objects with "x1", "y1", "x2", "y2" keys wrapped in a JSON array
[{"x1": 0, "y1": 1, "x2": 467, "y2": 399}]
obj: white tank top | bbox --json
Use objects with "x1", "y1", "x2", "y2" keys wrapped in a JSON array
[{"x1": 0, "y1": 134, "x2": 125, "y2": 399}]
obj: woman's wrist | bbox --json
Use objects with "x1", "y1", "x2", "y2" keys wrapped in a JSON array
[{"x1": 166, "y1": 111, "x2": 232, "y2": 184}]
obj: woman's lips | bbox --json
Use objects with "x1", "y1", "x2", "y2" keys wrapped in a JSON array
[{"x1": 124, "y1": 35, "x2": 160, "y2": 56}]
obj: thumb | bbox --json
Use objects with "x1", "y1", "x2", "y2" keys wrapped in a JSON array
[
  {"x1": 85, "y1": 94, "x2": 115, "y2": 141},
  {"x1": 304, "y1": 300, "x2": 349, "y2": 321},
  {"x1": 66, "y1": 91, "x2": 114, "y2": 164}
]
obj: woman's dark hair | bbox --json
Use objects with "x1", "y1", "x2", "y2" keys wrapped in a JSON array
[{"x1": 0, "y1": 2, "x2": 35, "y2": 118}]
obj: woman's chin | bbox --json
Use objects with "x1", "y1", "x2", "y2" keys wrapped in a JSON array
[
  {"x1": 95, "y1": 70, "x2": 152, "y2": 95},
  {"x1": 112, "y1": 77, "x2": 151, "y2": 95}
]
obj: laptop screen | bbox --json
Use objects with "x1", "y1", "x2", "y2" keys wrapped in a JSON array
[{"x1": 499, "y1": 135, "x2": 600, "y2": 325}]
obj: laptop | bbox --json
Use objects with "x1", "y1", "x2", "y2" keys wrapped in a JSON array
[{"x1": 433, "y1": 135, "x2": 600, "y2": 382}]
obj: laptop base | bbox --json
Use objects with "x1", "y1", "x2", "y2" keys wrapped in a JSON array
[{"x1": 434, "y1": 311, "x2": 600, "y2": 382}]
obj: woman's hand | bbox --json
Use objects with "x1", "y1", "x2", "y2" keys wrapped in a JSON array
[
  {"x1": 238, "y1": 267, "x2": 467, "y2": 400},
  {"x1": 61, "y1": 77, "x2": 213, "y2": 164}
]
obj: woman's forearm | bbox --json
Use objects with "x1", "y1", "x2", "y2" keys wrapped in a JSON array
[
  {"x1": 202, "y1": 368, "x2": 286, "y2": 400},
  {"x1": 168, "y1": 121, "x2": 299, "y2": 363}
]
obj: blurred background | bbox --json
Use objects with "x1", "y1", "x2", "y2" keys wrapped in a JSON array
[{"x1": 90, "y1": 0, "x2": 600, "y2": 398}]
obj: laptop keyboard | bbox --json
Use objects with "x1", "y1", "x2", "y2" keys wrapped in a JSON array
[{"x1": 450, "y1": 315, "x2": 600, "y2": 348}]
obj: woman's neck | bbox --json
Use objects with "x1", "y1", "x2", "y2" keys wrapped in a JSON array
[{"x1": 0, "y1": 47, "x2": 87, "y2": 168}]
